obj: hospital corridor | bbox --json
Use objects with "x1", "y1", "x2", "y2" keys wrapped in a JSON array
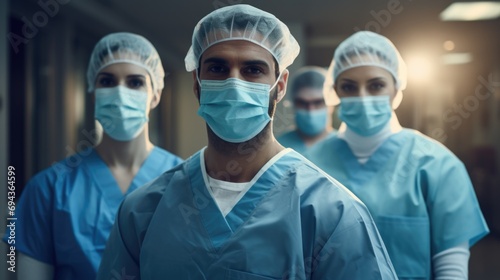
[{"x1": 1, "y1": 0, "x2": 499, "y2": 279}]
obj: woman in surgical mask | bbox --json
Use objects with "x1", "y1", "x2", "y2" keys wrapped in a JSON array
[
  {"x1": 6, "y1": 32, "x2": 183, "y2": 280},
  {"x1": 305, "y1": 31, "x2": 489, "y2": 280},
  {"x1": 277, "y1": 66, "x2": 336, "y2": 154}
]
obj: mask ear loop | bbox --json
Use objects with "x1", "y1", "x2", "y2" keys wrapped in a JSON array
[
  {"x1": 196, "y1": 68, "x2": 202, "y2": 88},
  {"x1": 270, "y1": 71, "x2": 285, "y2": 103},
  {"x1": 267, "y1": 71, "x2": 286, "y2": 121}
]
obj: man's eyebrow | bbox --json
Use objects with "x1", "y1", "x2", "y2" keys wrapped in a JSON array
[
  {"x1": 202, "y1": 57, "x2": 228, "y2": 65},
  {"x1": 242, "y1": 60, "x2": 271, "y2": 69}
]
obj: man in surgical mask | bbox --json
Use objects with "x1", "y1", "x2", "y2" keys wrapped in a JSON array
[
  {"x1": 278, "y1": 66, "x2": 336, "y2": 154},
  {"x1": 98, "y1": 5, "x2": 398, "y2": 279}
]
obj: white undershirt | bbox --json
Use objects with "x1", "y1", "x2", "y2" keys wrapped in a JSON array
[
  {"x1": 433, "y1": 242, "x2": 470, "y2": 279},
  {"x1": 200, "y1": 147, "x2": 292, "y2": 217},
  {"x1": 206, "y1": 177, "x2": 251, "y2": 216},
  {"x1": 337, "y1": 112, "x2": 402, "y2": 164}
]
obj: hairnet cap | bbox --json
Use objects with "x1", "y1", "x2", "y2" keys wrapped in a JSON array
[
  {"x1": 324, "y1": 31, "x2": 407, "y2": 106},
  {"x1": 86, "y1": 32, "x2": 165, "y2": 93},
  {"x1": 290, "y1": 66, "x2": 327, "y2": 99},
  {"x1": 185, "y1": 4, "x2": 300, "y2": 72}
]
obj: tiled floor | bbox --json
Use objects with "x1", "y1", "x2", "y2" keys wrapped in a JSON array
[{"x1": 470, "y1": 234, "x2": 500, "y2": 280}]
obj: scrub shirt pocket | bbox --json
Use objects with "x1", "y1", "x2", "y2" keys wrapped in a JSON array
[
  {"x1": 375, "y1": 215, "x2": 431, "y2": 279},
  {"x1": 225, "y1": 269, "x2": 281, "y2": 280}
]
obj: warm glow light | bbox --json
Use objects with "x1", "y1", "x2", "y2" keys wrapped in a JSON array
[
  {"x1": 443, "y1": 40, "x2": 455, "y2": 51},
  {"x1": 407, "y1": 56, "x2": 434, "y2": 83},
  {"x1": 441, "y1": 53, "x2": 473, "y2": 65},
  {"x1": 440, "y1": 2, "x2": 500, "y2": 21}
]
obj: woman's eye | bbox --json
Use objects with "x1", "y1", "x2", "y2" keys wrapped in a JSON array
[
  {"x1": 98, "y1": 77, "x2": 115, "y2": 87},
  {"x1": 340, "y1": 84, "x2": 357, "y2": 93},
  {"x1": 128, "y1": 78, "x2": 145, "y2": 88},
  {"x1": 370, "y1": 83, "x2": 385, "y2": 91}
]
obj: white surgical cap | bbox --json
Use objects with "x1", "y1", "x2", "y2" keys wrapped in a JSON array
[
  {"x1": 87, "y1": 32, "x2": 165, "y2": 93},
  {"x1": 324, "y1": 31, "x2": 407, "y2": 106},
  {"x1": 184, "y1": 4, "x2": 300, "y2": 72},
  {"x1": 290, "y1": 66, "x2": 327, "y2": 99}
]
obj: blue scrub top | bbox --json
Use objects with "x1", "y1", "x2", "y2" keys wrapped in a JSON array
[
  {"x1": 97, "y1": 149, "x2": 398, "y2": 280},
  {"x1": 277, "y1": 130, "x2": 335, "y2": 154},
  {"x1": 3, "y1": 147, "x2": 182, "y2": 280},
  {"x1": 305, "y1": 129, "x2": 489, "y2": 279}
]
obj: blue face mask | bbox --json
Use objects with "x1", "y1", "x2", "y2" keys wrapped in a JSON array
[
  {"x1": 339, "y1": 96, "x2": 392, "y2": 136},
  {"x1": 95, "y1": 85, "x2": 149, "y2": 141},
  {"x1": 197, "y1": 78, "x2": 274, "y2": 143},
  {"x1": 295, "y1": 108, "x2": 328, "y2": 136}
]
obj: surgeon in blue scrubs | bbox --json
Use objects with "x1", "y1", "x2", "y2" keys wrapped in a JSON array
[
  {"x1": 306, "y1": 31, "x2": 489, "y2": 280},
  {"x1": 3, "y1": 32, "x2": 183, "y2": 280},
  {"x1": 98, "y1": 5, "x2": 397, "y2": 280},
  {"x1": 278, "y1": 66, "x2": 336, "y2": 154}
]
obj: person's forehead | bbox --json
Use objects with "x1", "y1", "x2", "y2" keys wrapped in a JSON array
[
  {"x1": 338, "y1": 65, "x2": 393, "y2": 81},
  {"x1": 98, "y1": 62, "x2": 150, "y2": 78},
  {"x1": 201, "y1": 40, "x2": 275, "y2": 66},
  {"x1": 294, "y1": 87, "x2": 324, "y2": 100}
]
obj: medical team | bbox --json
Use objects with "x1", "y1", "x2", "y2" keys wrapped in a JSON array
[{"x1": 4, "y1": 4, "x2": 488, "y2": 280}]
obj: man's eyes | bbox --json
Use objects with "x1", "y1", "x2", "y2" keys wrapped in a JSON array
[{"x1": 207, "y1": 65, "x2": 228, "y2": 73}]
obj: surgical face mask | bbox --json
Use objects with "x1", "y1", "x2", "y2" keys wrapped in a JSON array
[
  {"x1": 339, "y1": 96, "x2": 392, "y2": 136},
  {"x1": 95, "y1": 85, "x2": 149, "y2": 141},
  {"x1": 295, "y1": 108, "x2": 328, "y2": 136},
  {"x1": 197, "y1": 78, "x2": 276, "y2": 143}
]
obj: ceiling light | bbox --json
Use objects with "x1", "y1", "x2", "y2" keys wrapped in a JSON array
[
  {"x1": 443, "y1": 40, "x2": 455, "y2": 51},
  {"x1": 407, "y1": 55, "x2": 434, "y2": 82},
  {"x1": 441, "y1": 53, "x2": 473, "y2": 65},
  {"x1": 440, "y1": 2, "x2": 500, "y2": 21}
]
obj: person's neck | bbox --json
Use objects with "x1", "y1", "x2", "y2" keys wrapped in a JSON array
[
  {"x1": 95, "y1": 128, "x2": 154, "y2": 169},
  {"x1": 204, "y1": 126, "x2": 284, "y2": 182}
]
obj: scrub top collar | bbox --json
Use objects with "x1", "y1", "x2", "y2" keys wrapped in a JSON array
[
  {"x1": 336, "y1": 130, "x2": 409, "y2": 186},
  {"x1": 338, "y1": 113, "x2": 403, "y2": 163},
  {"x1": 189, "y1": 147, "x2": 294, "y2": 251},
  {"x1": 85, "y1": 147, "x2": 163, "y2": 205}
]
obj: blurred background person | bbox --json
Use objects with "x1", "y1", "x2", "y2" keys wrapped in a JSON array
[
  {"x1": 2, "y1": 32, "x2": 183, "y2": 280},
  {"x1": 277, "y1": 66, "x2": 335, "y2": 154},
  {"x1": 306, "y1": 31, "x2": 489, "y2": 280}
]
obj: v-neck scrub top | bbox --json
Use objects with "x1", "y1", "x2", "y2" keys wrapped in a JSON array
[
  {"x1": 305, "y1": 129, "x2": 489, "y2": 279},
  {"x1": 3, "y1": 147, "x2": 182, "y2": 280},
  {"x1": 97, "y1": 148, "x2": 398, "y2": 280}
]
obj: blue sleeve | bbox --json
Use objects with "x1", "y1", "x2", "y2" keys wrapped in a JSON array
[
  {"x1": 97, "y1": 175, "x2": 169, "y2": 280},
  {"x1": 97, "y1": 203, "x2": 141, "y2": 280},
  {"x1": 312, "y1": 199, "x2": 398, "y2": 280},
  {"x1": 424, "y1": 147, "x2": 489, "y2": 254},
  {"x1": 3, "y1": 171, "x2": 56, "y2": 264}
]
